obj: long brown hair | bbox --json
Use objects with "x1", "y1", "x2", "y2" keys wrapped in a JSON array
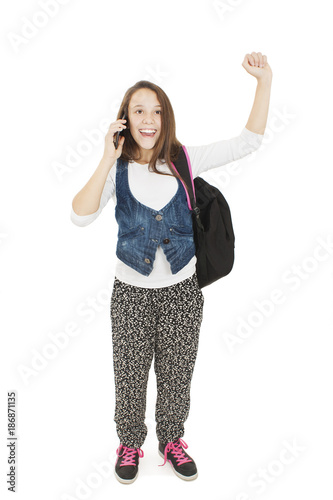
[{"x1": 116, "y1": 80, "x2": 190, "y2": 194}]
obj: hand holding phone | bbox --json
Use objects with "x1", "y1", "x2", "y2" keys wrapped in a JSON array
[
  {"x1": 114, "y1": 113, "x2": 127, "y2": 150},
  {"x1": 103, "y1": 117, "x2": 127, "y2": 162}
]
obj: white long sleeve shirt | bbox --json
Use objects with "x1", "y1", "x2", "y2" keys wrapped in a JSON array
[{"x1": 71, "y1": 127, "x2": 263, "y2": 288}]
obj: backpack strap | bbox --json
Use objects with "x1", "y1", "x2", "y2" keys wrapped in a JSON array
[
  {"x1": 182, "y1": 145, "x2": 197, "y2": 205},
  {"x1": 171, "y1": 146, "x2": 207, "y2": 279},
  {"x1": 170, "y1": 146, "x2": 197, "y2": 212}
]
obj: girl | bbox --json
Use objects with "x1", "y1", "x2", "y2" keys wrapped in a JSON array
[{"x1": 71, "y1": 51, "x2": 272, "y2": 484}]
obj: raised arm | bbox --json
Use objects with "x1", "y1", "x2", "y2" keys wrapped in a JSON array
[
  {"x1": 242, "y1": 51, "x2": 273, "y2": 135},
  {"x1": 183, "y1": 52, "x2": 272, "y2": 178}
]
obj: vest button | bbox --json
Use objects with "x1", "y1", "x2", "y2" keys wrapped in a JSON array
[
  {"x1": 155, "y1": 214, "x2": 162, "y2": 221},
  {"x1": 163, "y1": 238, "x2": 170, "y2": 244},
  {"x1": 144, "y1": 258, "x2": 151, "y2": 264}
]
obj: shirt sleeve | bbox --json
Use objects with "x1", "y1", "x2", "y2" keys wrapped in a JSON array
[
  {"x1": 185, "y1": 127, "x2": 264, "y2": 178},
  {"x1": 70, "y1": 170, "x2": 115, "y2": 227}
]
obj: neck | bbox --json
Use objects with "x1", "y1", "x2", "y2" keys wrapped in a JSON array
[{"x1": 136, "y1": 147, "x2": 154, "y2": 165}]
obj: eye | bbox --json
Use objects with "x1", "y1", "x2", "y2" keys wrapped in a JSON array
[{"x1": 135, "y1": 109, "x2": 161, "y2": 115}]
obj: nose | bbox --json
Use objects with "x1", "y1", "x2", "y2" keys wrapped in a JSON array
[{"x1": 143, "y1": 113, "x2": 155, "y2": 124}]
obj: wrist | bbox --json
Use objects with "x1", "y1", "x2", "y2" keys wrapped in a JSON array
[
  {"x1": 257, "y1": 75, "x2": 272, "y2": 87},
  {"x1": 101, "y1": 154, "x2": 117, "y2": 167}
]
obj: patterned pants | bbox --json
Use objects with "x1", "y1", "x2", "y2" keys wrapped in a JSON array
[{"x1": 110, "y1": 271, "x2": 204, "y2": 449}]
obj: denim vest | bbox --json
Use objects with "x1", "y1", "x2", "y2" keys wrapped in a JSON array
[{"x1": 114, "y1": 157, "x2": 196, "y2": 276}]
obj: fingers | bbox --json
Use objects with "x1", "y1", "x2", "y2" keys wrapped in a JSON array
[
  {"x1": 246, "y1": 52, "x2": 267, "y2": 68},
  {"x1": 109, "y1": 119, "x2": 127, "y2": 134}
]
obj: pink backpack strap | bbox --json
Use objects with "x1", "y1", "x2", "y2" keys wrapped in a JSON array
[{"x1": 170, "y1": 145, "x2": 196, "y2": 211}]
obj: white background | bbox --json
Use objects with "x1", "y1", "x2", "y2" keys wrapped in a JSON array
[{"x1": 1, "y1": 0, "x2": 332, "y2": 499}]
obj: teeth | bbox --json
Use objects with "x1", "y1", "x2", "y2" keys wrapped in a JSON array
[{"x1": 140, "y1": 129, "x2": 156, "y2": 133}]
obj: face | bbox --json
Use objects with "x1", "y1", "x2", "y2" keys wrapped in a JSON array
[{"x1": 128, "y1": 88, "x2": 162, "y2": 159}]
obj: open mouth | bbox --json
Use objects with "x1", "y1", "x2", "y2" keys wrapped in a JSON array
[{"x1": 139, "y1": 129, "x2": 157, "y2": 137}]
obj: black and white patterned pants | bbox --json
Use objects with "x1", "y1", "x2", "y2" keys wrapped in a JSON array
[{"x1": 110, "y1": 271, "x2": 204, "y2": 449}]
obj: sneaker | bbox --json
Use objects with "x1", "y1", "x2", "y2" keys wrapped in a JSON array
[
  {"x1": 115, "y1": 444, "x2": 144, "y2": 484},
  {"x1": 158, "y1": 438, "x2": 198, "y2": 480}
]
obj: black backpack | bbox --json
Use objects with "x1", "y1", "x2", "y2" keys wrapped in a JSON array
[{"x1": 172, "y1": 145, "x2": 235, "y2": 289}]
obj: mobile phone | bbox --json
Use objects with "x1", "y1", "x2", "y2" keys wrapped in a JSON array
[{"x1": 114, "y1": 113, "x2": 127, "y2": 149}]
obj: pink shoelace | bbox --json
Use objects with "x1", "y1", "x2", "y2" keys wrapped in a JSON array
[
  {"x1": 116, "y1": 445, "x2": 144, "y2": 467},
  {"x1": 159, "y1": 438, "x2": 193, "y2": 467}
]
